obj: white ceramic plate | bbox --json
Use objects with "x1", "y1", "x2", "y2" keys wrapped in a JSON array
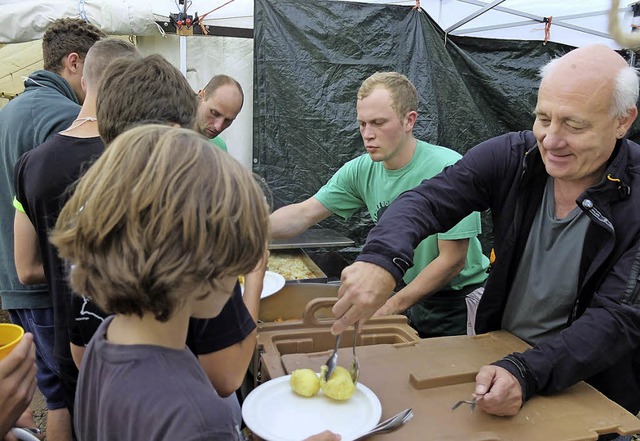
[
  {"x1": 241, "y1": 271, "x2": 285, "y2": 299},
  {"x1": 242, "y1": 375, "x2": 382, "y2": 441}
]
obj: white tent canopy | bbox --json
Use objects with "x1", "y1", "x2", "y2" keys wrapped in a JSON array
[
  {"x1": 2, "y1": 0, "x2": 637, "y2": 47},
  {"x1": 1, "y1": 0, "x2": 638, "y2": 168}
]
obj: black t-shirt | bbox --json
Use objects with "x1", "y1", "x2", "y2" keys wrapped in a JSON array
[
  {"x1": 73, "y1": 284, "x2": 255, "y2": 355},
  {"x1": 14, "y1": 134, "x2": 105, "y2": 361}
]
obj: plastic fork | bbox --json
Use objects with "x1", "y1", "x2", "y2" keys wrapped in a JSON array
[
  {"x1": 322, "y1": 334, "x2": 342, "y2": 382},
  {"x1": 350, "y1": 322, "x2": 360, "y2": 384}
]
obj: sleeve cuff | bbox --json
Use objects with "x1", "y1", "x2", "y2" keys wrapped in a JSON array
[
  {"x1": 492, "y1": 353, "x2": 538, "y2": 403},
  {"x1": 355, "y1": 252, "x2": 407, "y2": 282}
]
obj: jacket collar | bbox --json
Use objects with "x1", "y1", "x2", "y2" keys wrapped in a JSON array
[
  {"x1": 23, "y1": 70, "x2": 79, "y2": 105},
  {"x1": 583, "y1": 139, "x2": 630, "y2": 203}
]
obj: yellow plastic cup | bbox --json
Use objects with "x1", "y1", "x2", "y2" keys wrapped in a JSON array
[{"x1": 0, "y1": 323, "x2": 24, "y2": 360}]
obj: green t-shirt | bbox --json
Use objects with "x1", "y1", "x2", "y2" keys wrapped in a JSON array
[
  {"x1": 314, "y1": 140, "x2": 489, "y2": 290},
  {"x1": 210, "y1": 136, "x2": 228, "y2": 152}
]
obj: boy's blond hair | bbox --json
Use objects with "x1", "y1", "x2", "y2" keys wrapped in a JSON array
[
  {"x1": 51, "y1": 125, "x2": 269, "y2": 321},
  {"x1": 357, "y1": 72, "x2": 418, "y2": 120}
]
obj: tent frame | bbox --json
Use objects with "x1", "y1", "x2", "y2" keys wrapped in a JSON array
[{"x1": 445, "y1": 0, "x2": 631, "y2": 42}]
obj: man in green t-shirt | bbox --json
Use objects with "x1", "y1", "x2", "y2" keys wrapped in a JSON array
[
  {"x1": 270, "y1": 72, "x2": 489, "y2": 337},
  {"x1": 195, "y1": 74, "x2": 244, "y2": 151}
]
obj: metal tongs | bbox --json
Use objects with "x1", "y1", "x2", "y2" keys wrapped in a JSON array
[
  {"x1": 322, "y1": 323, "x2": 360, "y2": 384},
  {"x1": 323, "y1": 334, "x2": 342, "y2": 381}
]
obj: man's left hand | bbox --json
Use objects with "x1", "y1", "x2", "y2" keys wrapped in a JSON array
[{"x1": 473, "y1": 365, "x2": 523, "y2": 416}]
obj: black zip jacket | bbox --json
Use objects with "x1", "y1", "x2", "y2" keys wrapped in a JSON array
[{"x1": 358, "y1": 131, "x2": 640, "y2": 414}]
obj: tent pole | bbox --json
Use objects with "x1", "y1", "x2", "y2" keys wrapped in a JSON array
[
  {"x1": 444, "y1": 0, "x2": 505, "y2": 33},
  {"x1": 451, "y1": 0, "x2": 628, "y2": 40},
  {"x1": 630, "y1": 2, "x2": 640, "y2": 66},
  {"x1": 180, "y1": 35, "x2": 187, "y2": 77},
  {"x1": 179, "y1": 0, "x2": 188, "y2": 77}
]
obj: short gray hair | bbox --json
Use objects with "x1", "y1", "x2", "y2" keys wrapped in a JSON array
[{"x1": 611, "y1": 66, "x2": 640, "y2": 118}]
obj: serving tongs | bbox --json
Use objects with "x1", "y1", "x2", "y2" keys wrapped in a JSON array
[
  {"x1": 322, "y1": 323, "x2": 360, "y2": 384},
  {"x1": 323, "y1": 334, "x2": 342, "y2": 382}
]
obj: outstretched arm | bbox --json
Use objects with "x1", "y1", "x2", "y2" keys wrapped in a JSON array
[
  {"x1": 374, "y1": 239, "x2": 468, "y2": 316},
  {"x1": 269, "y1": 197, "x2": 332, "y2": 239}
]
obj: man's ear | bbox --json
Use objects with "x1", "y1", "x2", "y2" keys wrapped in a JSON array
[
  {"x1": 64, "y1": 52, "x2": 82, "y2": 75},
  {"x1": 405, "y1": 110, "x2": 418, "y2": 131},
  {"x1": 618, "y1": 106, "x2": 638, "y2": 137}
]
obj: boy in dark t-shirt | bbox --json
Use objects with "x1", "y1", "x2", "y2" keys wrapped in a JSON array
[{"x1": 50, "y1": 124, "x2": 270, "y2": 440}]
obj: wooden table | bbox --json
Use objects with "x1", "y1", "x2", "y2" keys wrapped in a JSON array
[{"x1": 272, "y1": 331, "x2": 640, "y2": 440}]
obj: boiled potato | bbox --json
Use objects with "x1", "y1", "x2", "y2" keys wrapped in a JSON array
[
  {"x1": 320, "y1": 365, "x2": 355, "y2": 401},
  {"x1": 290, "y1": 368, "x2": 321, "y2": 397}
]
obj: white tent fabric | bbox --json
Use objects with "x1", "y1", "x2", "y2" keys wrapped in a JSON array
[
  {"x1": 436, "y1": 0, "x2": 639, "y2": 48},
  {"x1": 1, "y1": 0, "x2": 638, "y2": 167},
  {"x1": 135, "y1": 34, "x2": 254, "y2": 168},
  {"x1": 1, "y1": 0, "x2": 637, "y2": 48}
]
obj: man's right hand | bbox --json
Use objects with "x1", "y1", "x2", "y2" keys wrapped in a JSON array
[
  {"x1": 0, "y1": 333, "x2": 37, "y2": 438},
  {"x1": 331, "y1": 261, "x2": 395, "y2": 334}
]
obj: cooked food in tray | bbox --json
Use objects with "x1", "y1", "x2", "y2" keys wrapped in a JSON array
[{"x1": 267, "y1": 251, "x2": 323, "y2": 280}]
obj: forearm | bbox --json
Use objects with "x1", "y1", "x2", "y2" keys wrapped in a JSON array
[
  {"x1": 269, "y1": 198, "x2": 331, "y2": 240},
  {"x1": 13, "y1": 210, "x2": 46, "y2": 285},
  {"x1": 380, "y1": 238, "x2": 470, "y2": 315},
  {"x1": 198, "y1": 329, "x2": 257, "y2": 397},
  {"x1": 198, "y1": 266, "x2": 264, "y2": 396},
  {"x1": 383, "y1": 255, "x2": 463, "y2": 314},
  {"x1": 242, "y1": 272, "x2": 263, "y2": 322},
  {"x1": 269, "y1": 204, "x2": 313, "y2": 239}
]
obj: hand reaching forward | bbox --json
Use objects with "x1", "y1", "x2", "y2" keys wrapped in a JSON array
[{"x1": 332, "y1": 261, "x2": 395, "y2": 335}]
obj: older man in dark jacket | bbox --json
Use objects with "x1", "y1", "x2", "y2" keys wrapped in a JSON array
[{"x1": 331, "y1": 44, "x2": 640, "y2": 426}]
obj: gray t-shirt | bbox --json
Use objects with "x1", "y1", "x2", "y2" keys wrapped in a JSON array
[
  {"x1": 502, "y1": 177, "x2": 590, "y2": 345},
  {"x1": 75, "y1": 316, "x2": 243, "y2": 441}
]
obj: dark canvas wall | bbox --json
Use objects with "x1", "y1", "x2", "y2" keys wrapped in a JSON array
[{"x1": 253, "y1": 0, "x2": 640, "y2": 253}]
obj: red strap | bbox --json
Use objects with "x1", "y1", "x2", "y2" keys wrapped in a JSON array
[{"x1": 544, "y1": 16, "x2": 553, "y2": 45}]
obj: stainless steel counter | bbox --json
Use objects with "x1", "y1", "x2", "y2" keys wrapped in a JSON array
[{"x1": 269, "y1": 228, "x2": 355, "y2": 250}]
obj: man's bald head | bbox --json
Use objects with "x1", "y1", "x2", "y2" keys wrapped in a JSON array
[{"x1": 540, "y1": 45, "x2": 638, "y2": 119}]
